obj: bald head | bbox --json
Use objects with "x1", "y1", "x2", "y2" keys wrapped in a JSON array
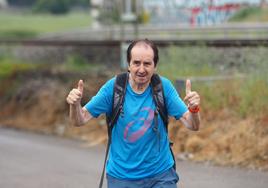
[{"x1": 127, "y1": 39, "x2": 159, "y2": 67}]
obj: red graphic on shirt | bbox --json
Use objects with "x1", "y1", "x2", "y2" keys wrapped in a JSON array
[{"x1": 123, "y1": 107, "x2": 154, "y2": 142}]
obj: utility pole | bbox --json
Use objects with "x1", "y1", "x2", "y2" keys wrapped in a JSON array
[
  {"x1": 90, "y1": 0, "x2": 102, "y2": 28},
  {"x1": 120, "y1": 0, "x2": 139, "y2": 70}
]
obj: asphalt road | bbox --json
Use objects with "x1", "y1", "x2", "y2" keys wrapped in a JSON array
[{"x1": 0, "y1": 127, "x2": 268, "y2": 188}]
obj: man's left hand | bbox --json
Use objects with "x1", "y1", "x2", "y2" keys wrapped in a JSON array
[{"x1": 184, "y1": 79, "x2": 200, "y2": 110}]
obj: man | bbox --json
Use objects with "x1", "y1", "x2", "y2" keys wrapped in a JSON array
[{"x1": 66, "y1": 39, "x2": 201, "y2": 188}]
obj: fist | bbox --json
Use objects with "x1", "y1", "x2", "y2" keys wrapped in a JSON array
[
  {"x1": 184, "y1": 79, "x2": 200, "y2": 110},
  {"x1": 66, "y1": 80, "x2": 84, "y2": 105}
]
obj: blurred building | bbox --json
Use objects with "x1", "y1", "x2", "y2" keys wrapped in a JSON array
[
  {"x1": 143, "y1": 0, "x2": 268, "y2": 25},
  {"x1": 96, "y1": 0, "x2": 268, "y2": 26}
]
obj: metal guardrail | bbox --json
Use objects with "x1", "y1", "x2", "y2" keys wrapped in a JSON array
[
  {"x1": 1, "y1": 38, "x2": 268, "y2": 47},
  {"x1": 1, "y1": 23, "x2": 268, "y2": 47},
  {"x1": 35, "y1": 23, "x2": 268, "y2": 41},
  {"x1": 118, "y1": 23, "x2": 268, "y2": 40}
]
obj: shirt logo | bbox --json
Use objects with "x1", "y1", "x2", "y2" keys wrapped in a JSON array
[{"x1": 123, "y1": 107, "x2": 154, "y2": 142}]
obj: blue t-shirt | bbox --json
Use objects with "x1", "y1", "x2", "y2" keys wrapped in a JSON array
[{"x1": 85, "y1": 76, "x2": 188, "y2": 180}]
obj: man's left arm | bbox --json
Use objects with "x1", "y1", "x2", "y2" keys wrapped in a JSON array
[
  {"x1": 179, "y1": 79, "x2": 201, "y2": 131},
  {"x1": 180, "y1": 111, "x2": 200, "y2": 131}
]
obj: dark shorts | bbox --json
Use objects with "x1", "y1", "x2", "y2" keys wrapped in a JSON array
[{"x1": 106, "y1": 167, "x2": 179, "y2": 188}]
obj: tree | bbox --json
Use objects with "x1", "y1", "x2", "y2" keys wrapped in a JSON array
[
  {"x1": 33, "y1": 0, "x2": 71, "y2": 14},
  {"x1": 7, "y1": 0, "x2": 36, "y2": 6}
]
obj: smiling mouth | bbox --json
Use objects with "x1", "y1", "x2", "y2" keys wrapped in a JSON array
[{"x1": 137, "y1": 74, "x2": 146, "y2": 78}]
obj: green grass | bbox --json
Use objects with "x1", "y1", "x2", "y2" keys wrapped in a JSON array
[
  {"x1": 63, "y1": 54, "x2": 106, "y2": 73},
  {"x1": 0, "y1": 56, "x2": 40, "y2": 79},
  {"x1": 229, "y1": 6, "x2": 268, "y2": 22},
  {"x1": 158, "y1": 46, "x2": 268, "y2": 78},
  {"x1": 158, "y1": 46, "x2": 217, "y2": 80},
  {"x1": 158, "y1": 46, "x2": 268, "y2": 118},
  {"x1": 0, "y1": 10, "x2": 91, "y2": 39},
  {"x1": 0, "y1": 53, "x2": 106, "y2": 81},
  {"x1": 238, "y1": 76, "x2": 268, "y2": 118}
]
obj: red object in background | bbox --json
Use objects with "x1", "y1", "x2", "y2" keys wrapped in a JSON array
[{"x1": 190, "y1": 3, "x2": 241, "y2": 26}]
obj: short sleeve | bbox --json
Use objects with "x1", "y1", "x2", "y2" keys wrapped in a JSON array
[
  {"x1": 84, "y1": 77, "x2": 115, "y2": 118},
  {"x1": 161, "y1": 77, "x2": 188, "y2": 120}
]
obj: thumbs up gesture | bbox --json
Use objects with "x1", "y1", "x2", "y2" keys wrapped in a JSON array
[
  {"x1": 66, "y1": 80, "x2": 84, "y2": 105},
  {"x1": 184, "y1": 79, "x2": 200, "y2": 111}
]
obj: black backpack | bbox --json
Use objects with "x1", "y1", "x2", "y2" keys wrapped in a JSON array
[{"x1": 98, "y1": 72, "x2": 176, "y2": 188}]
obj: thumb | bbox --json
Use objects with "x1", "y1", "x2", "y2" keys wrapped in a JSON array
[
  {"x1": 185, "y1": 79, "x2": 191, "y2": 95},
  {"x1": 78, "y1": 80, "x2": 84, "y2": 94}
]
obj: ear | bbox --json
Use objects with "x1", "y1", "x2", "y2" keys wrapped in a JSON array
[{"x1": 127, "y1": 63, "x2": 130, "y2": 72}]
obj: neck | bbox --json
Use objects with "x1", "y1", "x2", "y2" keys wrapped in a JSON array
[{"x1": 129, "y1": 74, "x2": 149, "y2": 94}]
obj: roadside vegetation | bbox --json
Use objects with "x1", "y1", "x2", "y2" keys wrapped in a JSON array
[
  {"x1": 158, "y1": 46, "x2": 268, "y2": 120},
  {"x1": 158, "y1": 46, "x2": 268, "y2": 170},
  {"x1": 0, "y1": 11, "x2": 91, "y2": 39},
  {"x1": 229, "y1": 6, "x2": 268, "y2": 22},
  {"x1": 0, "y1": 45, "x2": 267, "y2": 170}
]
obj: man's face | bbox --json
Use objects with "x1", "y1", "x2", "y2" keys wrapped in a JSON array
[{"x1": 128, "y1": 44, "x2": 156, "y2": 86}]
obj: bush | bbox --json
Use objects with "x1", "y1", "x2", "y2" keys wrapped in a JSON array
[
  {"x1": 8, "y1": 0, "x2": 89, "y2": 8},
  {"x1": 7, "y1": 0, "x2": 37, "y2": 7},
  {"x1": 33, "y1": 0, "x2": 71, "y2": 14},
  {"x1": 0, "y1": 56, "x2": 39, "y2": 79}
]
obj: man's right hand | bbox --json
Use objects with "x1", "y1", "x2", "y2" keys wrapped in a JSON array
[{"x1": 66, "y1": 80, "x2": 84, "y2": 105}]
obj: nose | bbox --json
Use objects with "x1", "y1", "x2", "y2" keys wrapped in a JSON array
[{"x1": 138, "y1": 64, "x2": 145, "y2": 73}]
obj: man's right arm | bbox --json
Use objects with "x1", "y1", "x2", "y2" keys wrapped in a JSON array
[
  {"x1": 69, "y1": 105, "x2": 93, "y2": 127},
  {"x1": 66, "y1": 80, "x2": 93, "y2": 127}
]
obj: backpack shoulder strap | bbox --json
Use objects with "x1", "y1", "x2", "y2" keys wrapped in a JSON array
[
  {"x1": 151, "y1": 74, "x2": 168, "y2": 130},
  {"x1": 151, "y1": 74, "x2": 176, "y2": 169},
  {"x1": 106, "y1": 72, "x2": 128, "y2": 136},
  {"x1": 99, "y1": 72, "x2": 128, "y2": 188}
]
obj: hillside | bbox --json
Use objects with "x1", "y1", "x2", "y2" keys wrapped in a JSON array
[{"x1": 0, "y1": 48, "x2": 267, "y2": 171}]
